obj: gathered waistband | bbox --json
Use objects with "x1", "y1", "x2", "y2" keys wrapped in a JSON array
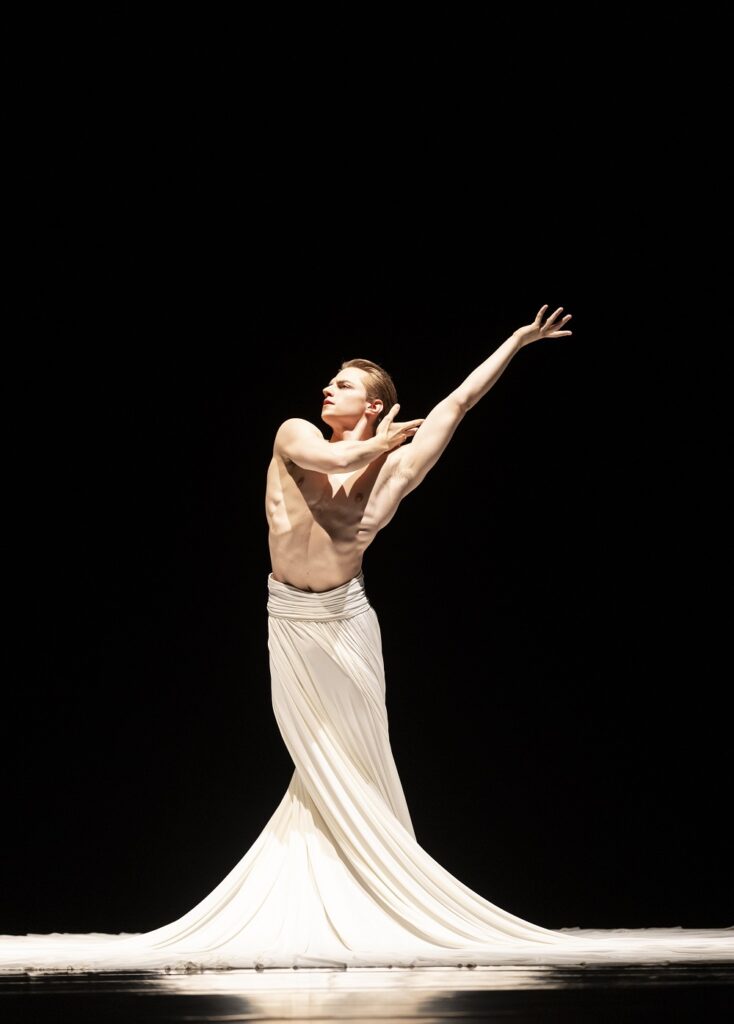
[{"x1": 267, "y1": 571, "x2": 372, "y2": 621}]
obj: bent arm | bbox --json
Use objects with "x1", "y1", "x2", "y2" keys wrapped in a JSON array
[
  {"x1": 275, "y1": 419, "x2": 388, "y2": 473},
  {"x1": 396, "y1": 332, "x2": 523, "y2": 491}
]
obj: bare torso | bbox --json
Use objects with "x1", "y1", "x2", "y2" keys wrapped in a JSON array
[{"x1": 266, "y1": 442, "x2": 406, "y2": 592}]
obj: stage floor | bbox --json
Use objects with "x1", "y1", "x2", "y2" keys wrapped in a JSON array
[{"x1": 0, "y1": 964, "x2": 733, "y2": 1022}]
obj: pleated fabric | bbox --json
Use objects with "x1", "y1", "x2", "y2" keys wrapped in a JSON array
[{"x1": 1, "y1": 573, "x2": 732, "y2": 973}]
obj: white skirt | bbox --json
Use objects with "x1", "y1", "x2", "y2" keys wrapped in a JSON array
[{"x1": 1, "y1": 573, "x2": 732, "y2": 973}]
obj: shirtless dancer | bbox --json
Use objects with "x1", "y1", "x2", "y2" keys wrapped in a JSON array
[
  {"x1": 266, "y1": 305, "x2": 573, "y2": 591},
  {"x1": 6, "y1": 306, "x2": 734, "y2": 974}
]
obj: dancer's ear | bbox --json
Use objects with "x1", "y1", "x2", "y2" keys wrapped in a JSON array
[{"x1": 367, "y1": 398, "x2": 383, "y2": 420}]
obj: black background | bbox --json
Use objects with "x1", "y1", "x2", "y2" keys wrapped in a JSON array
[{"x1": 4, "y1": 10, "x2": 730, "y2": 937}]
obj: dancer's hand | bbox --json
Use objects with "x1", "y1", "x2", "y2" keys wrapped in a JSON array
[
  {"x1": 376, "y1": 404, "x2": 424, "y2": 451},
  {"x1": 513, "y1": 305, "x2": 573, "y2": 349}
]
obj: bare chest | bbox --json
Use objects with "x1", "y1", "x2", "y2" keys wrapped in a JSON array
[
  {"x1": 267, "y1": 452, "x2": 400, "y2": 536},
  {"x1": 293, "y1": 463, "x2": 379, "y2": 518}
]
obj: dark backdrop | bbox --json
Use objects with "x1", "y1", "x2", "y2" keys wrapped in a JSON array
[{"x1": 4, "y1": 10, "x2": 730, "y2": 937}]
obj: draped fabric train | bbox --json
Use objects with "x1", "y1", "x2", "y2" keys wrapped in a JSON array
[{"x1": 1, "y1": 573, "x2": 732, "y2": 973}]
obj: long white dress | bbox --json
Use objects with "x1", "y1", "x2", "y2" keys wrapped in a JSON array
[{"x1": 1, "y1": 573, "x2": 732, "y2": 973}]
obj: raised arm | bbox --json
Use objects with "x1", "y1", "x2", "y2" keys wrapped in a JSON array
[{"x1": 396, "y1": 305, "x2": 572, "y2": 493}]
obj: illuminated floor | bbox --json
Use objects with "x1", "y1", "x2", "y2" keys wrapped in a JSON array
[{"x1": 0, "y1": 964, "x2": 733, "y2": 1022}]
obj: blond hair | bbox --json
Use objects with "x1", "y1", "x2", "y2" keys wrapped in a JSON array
[{"x1": 340, "y1": 358, "x2": 398, "y2": 432}]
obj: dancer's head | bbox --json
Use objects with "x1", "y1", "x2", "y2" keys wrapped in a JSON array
[{"x1": 321, "y1": 359, "x2": 397, "y2": 436}]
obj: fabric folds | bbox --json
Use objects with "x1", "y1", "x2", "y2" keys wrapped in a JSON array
[{"x1": 1, "y1": 572, "x2": 732, "y2": 973}]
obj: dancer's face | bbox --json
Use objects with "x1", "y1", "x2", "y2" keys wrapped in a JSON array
[{"x1": 321, "y1": 367, "x2": 380, "y2": 428}]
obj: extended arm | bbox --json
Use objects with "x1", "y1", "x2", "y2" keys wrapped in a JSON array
[{"x1": 397, "y1": 305, "x2": 572, "y2": 492}]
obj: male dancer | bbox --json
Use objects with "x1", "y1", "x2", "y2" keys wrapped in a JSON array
[
  {"x1": 4, "y1": 304, "x2": 732, "y2": 969},
  {"x1": 266, "y1": 305, "x2": 572, "y2": 591},
  {"x1": 256, "y1": 303, "x2": 582, "y2": 966}
]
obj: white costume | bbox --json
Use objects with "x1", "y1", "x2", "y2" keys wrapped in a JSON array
[{"x1": 1, "y1": 573, "x2": 732, "y2": 972}]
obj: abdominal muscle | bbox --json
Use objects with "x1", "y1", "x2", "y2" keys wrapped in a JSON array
[{"x1": 268, "y1": 529, "x2": 366, "y2": 592}]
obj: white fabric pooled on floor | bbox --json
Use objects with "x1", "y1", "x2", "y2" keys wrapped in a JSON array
[{"x1": 1, "y1": 573, "x2": 732, "y2": 973}]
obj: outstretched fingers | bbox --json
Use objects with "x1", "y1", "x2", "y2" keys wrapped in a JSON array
[
  {"x1": 542, "y1": 308, "x2": 573, "y2": 334},
  {"x1": 548, "y1": 314, "x2": 573, "y2": 337},
  {"x1": 545, "y1": 306, "x2": 564, "y2": 325}
]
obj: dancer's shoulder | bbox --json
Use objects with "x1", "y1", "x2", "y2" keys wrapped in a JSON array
[{"x1": 276, "y1": 418, "x2": 320, "y2": 436}]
